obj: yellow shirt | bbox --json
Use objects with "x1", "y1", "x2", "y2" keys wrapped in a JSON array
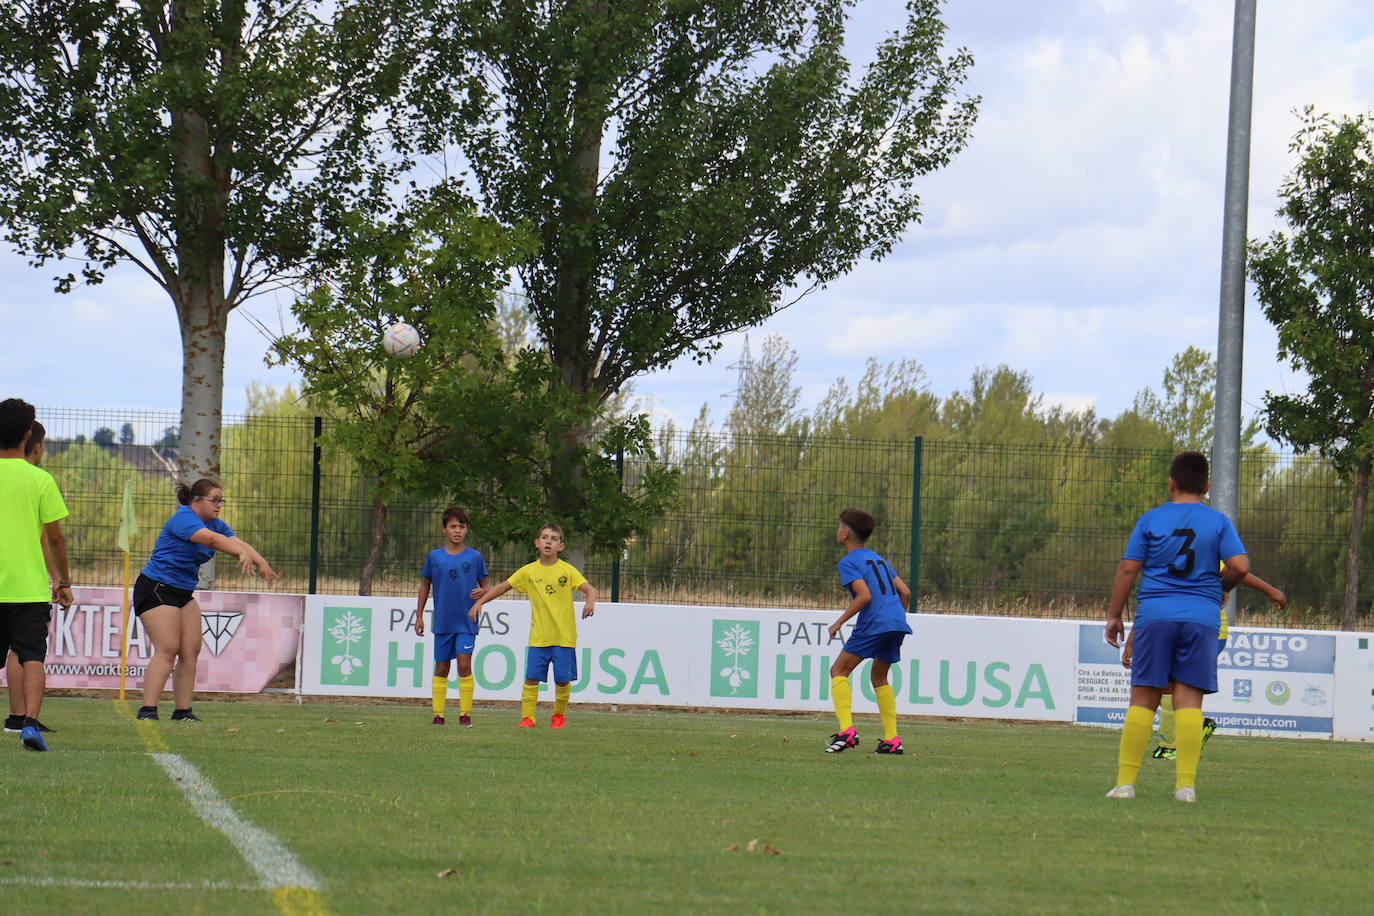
[
  {"x1": 0, "y1": 459, "x2": 67, "y2": 602},
  {"x1": 1218, "y1": 562, "x2": 1230, "y2": 640},
  {"x1": 508, "y1": 559, "x2": 586, "y2": 648}
]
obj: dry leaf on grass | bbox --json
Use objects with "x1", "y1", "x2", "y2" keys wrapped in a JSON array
[
  {"x1": 722, "y1": 844, "x2": 739, "y2": 852},
  {"x1": 746, "y1": 839, "x2": 759, "y2": 852},
  {"x1": 225, "y1": 728, "x2": 240, "y2": 733},
  {"x1": 763, "y1": 845, "x2": 781, "y2": 855},
  {"x1": 437, "y1": 868, "x2": 455, "y2": 878}
]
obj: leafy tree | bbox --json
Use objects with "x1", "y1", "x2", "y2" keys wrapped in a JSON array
[
  {"x1": 1128, "y1": 347, "x2": 1262, "y2": 452},
  {"x1": 0, "y1": 0, "x2": 410, "y2": 485},
  {"x1": 92, "y1": 427, "x2": 116, "y2": 448},
  {"x1": 271, "y1": 193, "x2": 676, "y2": 591},
  {"x1": 812, "y1": 358, "x2": 943, "y2": 440},
  {"x1": 411, "y1": 0, "x2": 978, "y2": 524},
  {"x1": 1249, "y1": 109, "x2": 1374, "y2": 628},
  {"x1": 119, "y1": 422, "x2": 136, "y2": 446},
  {"x1": 270, "y1": 194, "x2": 524, "y2": 593}
]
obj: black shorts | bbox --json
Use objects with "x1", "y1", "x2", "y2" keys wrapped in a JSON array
[
  {"x1": 133, "y1": 573, "x2": 196, "y2": 615},
  {"x1": 1, "y1": 602, "x2": 52, "y2": 664}
]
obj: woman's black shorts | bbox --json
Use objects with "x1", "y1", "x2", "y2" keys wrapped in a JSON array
[{"x1": 132, "y1": 573, "x2": 196, "y2": 615}]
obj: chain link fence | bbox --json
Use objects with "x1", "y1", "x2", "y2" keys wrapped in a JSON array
[{"x1": 34, "y1": 407, "x2": 1362, "y2": 628}]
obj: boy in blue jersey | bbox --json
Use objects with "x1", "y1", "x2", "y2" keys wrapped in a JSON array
[
  {"x1": 414, "y1": 507, "x2": 488, "y2": 726},
  {"x1": 825, "y1": 508, "x2": 912, "y2": 755},
  {"x1": 1105, "y1": 451, "x2": 1247, "y2": 802}
]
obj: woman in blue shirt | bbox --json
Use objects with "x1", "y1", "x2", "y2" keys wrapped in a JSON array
[{"x1": 133, "y1": 478, "x2": 278, "y2": 721}]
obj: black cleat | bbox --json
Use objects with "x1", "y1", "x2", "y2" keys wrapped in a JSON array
[
  {"x1": 170, "y1": 708, "x2": 202, "y2": 722},
  {"x1": 874, "y1": 738, "x2": 904, "y2": 755},
  {"x1": 826, "y1": 727, "x2": 859, "y2": 753},
  {"x1": 136, "y1": 706, "x2": 160, "y2": 720}
]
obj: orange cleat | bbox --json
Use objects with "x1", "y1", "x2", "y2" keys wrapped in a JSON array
[
  {"x1": 518, "y1": 717, "x2": 536, "y2": 728},
  {"x1": 550, "y1": 714, "x2": 566, "y2": 729}
]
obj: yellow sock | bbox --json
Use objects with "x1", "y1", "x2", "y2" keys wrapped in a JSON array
[
  {"x1": 831, "y1": 676, "x2": 853, "y2": 732},
  {"x1": 1114, "y1": 705, "x2": 1154, "y2": 787},
  {"x1": 1158, "y1": 694, "x2": 1176, "y2": 748},
  {"x1": 458, "y1": 675, "x2": 474, "y2": 716},
  {"x1": 521, "y1": 682, "x2": 539, "y2": 720},
  {"x1": 553, "y1": 683, "x2": 571, "y2": 717},
  {"x1": 875, "y1": 684, "x2": 898, "y2": 740},
  {"x1": 431, "y1": 676, "x2": 448, "y2": 717},
  {"x1": 1175, "y1": 707, "x2": 1204, "y2": 789}
]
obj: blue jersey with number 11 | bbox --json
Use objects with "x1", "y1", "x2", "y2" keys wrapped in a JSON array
[
  {"x1": 838, "y1": 548, "x2": 911, "y2": 638},
  {"x1": 1124, "y1": 501, "x2": 1245, "y2": 630}
]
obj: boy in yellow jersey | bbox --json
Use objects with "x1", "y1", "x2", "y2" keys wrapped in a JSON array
[
  {"x1": 468, "y1": 523, "x2": 598, "y2": 728},
  {"x1": 1125, "y1": 567, "x2": 1285, "y2": 759}
]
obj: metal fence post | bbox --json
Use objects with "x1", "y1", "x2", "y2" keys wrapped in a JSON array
[
  {"x1": 910, "y1": 436, "x2": 922, "y2": 613},
  {"x1": 308, "y1": 416, "x2": 322, "y2": 595},
  {"x1": 611, "y1": 445, "x2": 623, "y2": 603}
]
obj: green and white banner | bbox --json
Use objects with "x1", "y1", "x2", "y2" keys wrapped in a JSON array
[{"x1": 301, "y1": 598, "x2": 1073, "y2": 719}]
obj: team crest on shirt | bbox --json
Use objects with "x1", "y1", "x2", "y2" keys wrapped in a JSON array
[
  {"x1": 558, "y1": 576, "x2": 567, "y2": 587},
  {"x1": 201, "y1": 612, "x2": 243, "y2": 656},
  {"x1": 461, "y1": 561, "x2": 471, "y2": 572},
  {"x1": 544, "y1": 584, "x2": 555, "y2": 594}
]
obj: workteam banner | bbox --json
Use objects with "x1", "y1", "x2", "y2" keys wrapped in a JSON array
[
  {"x1": 0, "y1": 587, "x2": 303, "y2": 693},
  {"x1": 1073, "y1": 623, "x2": 1338, "y2": 738},
  {"x1": 300, "y1": 598, "x2": 1074, "y2": 721}
]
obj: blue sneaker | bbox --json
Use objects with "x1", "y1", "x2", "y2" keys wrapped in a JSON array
[{"x1": 21, "y1": 725, "x2": 49, "y2": 752}]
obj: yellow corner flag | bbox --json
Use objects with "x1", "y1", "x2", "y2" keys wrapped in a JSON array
[
  {"x1": 116, "y1": 478, "x2": 139, "y2": 553},
  {"x1": 117, "y1": 479, "x2": 139, "y2": 699}
]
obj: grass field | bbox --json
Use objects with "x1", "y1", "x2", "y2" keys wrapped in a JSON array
[{"x1": 1, "y1": 696, "x2": 1369, "y2": 914}]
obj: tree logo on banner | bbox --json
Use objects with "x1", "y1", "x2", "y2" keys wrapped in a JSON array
[
  {"x1": 323, "y1": 607, "x2": 372, "y2": 685},
  {"x1": 711, "y1": 620, "x2": 759, "y2": 699}
]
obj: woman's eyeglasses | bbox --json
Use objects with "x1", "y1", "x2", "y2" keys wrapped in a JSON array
[{"x1": 197, "y1": 496, "x2": 226, "y2": 505}]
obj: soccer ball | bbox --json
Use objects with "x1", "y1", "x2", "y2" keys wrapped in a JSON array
[{"x1": 382, "y1": 322, "x2": 420, "y2": 358}]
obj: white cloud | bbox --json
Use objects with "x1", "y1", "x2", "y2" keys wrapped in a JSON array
[{"x1": 826, "y1": 307, "x2": 971, "y2": 358}]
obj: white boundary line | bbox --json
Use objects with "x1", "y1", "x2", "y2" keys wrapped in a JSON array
[
  {"x1": 0, "y1": 877, "x2": 260, "y2": 891},
  {"x1": 151, "y1": 753, "x2": 320, "y2": 891}
]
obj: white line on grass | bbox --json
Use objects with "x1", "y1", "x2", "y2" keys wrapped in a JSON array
[
  {"x1": 151, "y1": 753, "x2": 320, "y2": 892},
  {"x1": 0, "y1": 877, "x2": 260, "y2": 891}
]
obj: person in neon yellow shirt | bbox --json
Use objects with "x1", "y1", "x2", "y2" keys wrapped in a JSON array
[
  {"x1": 1123, "y1": 566, "x2": 1285, "y2": 759},
  {"x1": 4, "y1": 420, "x2": 62, "y2": 737},
  {"x1": 0, "y1": 399, "x2": 73, "y2": 752},
  {"x1": 468, "y1": 523, "x2": 598, "y2": 729}
]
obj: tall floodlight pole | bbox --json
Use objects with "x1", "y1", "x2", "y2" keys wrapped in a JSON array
[{"x1": 1213, "y1": 0, "x2": 1256, "y2": 619}]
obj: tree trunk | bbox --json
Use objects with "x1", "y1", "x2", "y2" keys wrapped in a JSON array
[
  {"x1": 169, "y1": 1, "x2": 232, "y2": 589},
  {"x1": 1342, "y1": 459, "x2": 1370, "y2": 629},
  {"x1": 358, "y1": 496, "x2": 389, "y2": 596},
  {"x1": 543, "y1": 3, "x2": 607, "y2": 565},
  {"x1": 176, "y1": 288, "x2": 230, "y2": 483}
]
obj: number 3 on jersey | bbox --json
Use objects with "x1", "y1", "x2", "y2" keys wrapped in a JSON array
[{"x1": 1168, "y1": 528, "x2": 1196, "y2": 577}]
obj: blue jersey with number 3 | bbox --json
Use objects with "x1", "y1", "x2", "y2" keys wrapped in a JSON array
[
  {"x1": 1123, "y1": 502, "x2": 1245, "y2": 630},
  {"x1": 837, "y1": 548, "x2": 911, "y2": 638}
]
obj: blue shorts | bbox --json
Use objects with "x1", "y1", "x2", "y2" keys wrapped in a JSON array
[
  {"x1": 842, "y1": 630, "x2": 906, "y2": 664},
  {"x1": 525, "y1": 646, "x2": 578, "y2": 684},
  {"x1": 434, "y1": 632, "x2": 476, "y2": 662},
  {"x1": 1131, "y1": 621, "x2": 1218, "y2": 693}
]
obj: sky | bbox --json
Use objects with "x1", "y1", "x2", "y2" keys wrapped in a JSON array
[{"x1": 3, "y1": 0, "x2": 1373, "y2": 436}]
